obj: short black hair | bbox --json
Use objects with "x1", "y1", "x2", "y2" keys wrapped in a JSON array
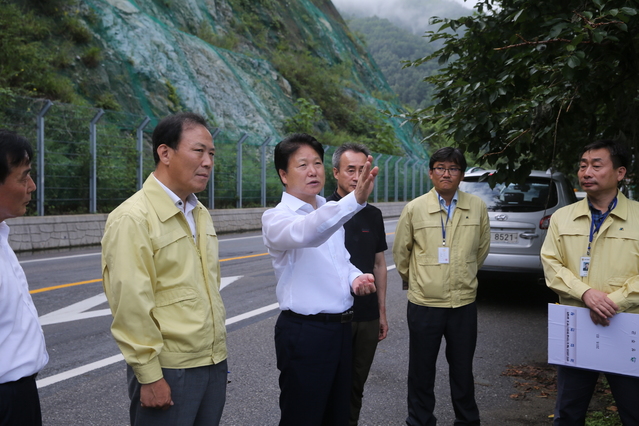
[
  {"x1": 0, "y1": 129, "x2": 33, "y2": 184},
  {"x1": 332, "y1": 143, "x2": 371, "y2": 170},
  {"x1": 274, "y1": 133, "x2": 324, "y2": 185},
  {"x1": 429, "y1": 147, "x2": 467, "y2": 171},
  {"x1": 152, "y1": 112, "x2": 208, "y2": 165},
  {"x1": 581, "y1": 139, "x2": 629, "y2": 169}
]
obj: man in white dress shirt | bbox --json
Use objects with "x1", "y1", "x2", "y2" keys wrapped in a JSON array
[
  {"x1": 262, "y1": 133, "x2": 378, "y2": 426},
  {"x1": 0, "y1": 129, "x2": 49, "y2": 426}
]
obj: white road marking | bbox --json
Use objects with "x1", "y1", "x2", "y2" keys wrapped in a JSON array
[
  {"x1": 39, "y1": 293, "x2": 110, "y2": 326},
  {"x1": 226, "y1": 303, "x2": 280, "y2": 326},
  {"x1": 36, "y1": 299, "x2": 280, "y2": 389},
  {"x1": 20, "y1": 252, "x2": 101, "y2": 265},
  {"x1": 39, "y1": 276, "x2": 243, "y2": 326},
  {"x1": 36, "y1": 265, "x2": 395, "y2": 389},
  {"x1": 36, "y1": 354, "x2": 124, "y2": 389}
]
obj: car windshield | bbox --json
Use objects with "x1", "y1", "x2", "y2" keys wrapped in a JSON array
[{"x1": 460, "y1": 175, "x2": 558, "y2": 212}]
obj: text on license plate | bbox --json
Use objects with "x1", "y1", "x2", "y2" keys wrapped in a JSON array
[{"x1": 491, "y1": 232, "x2": 518, "y2": 243}]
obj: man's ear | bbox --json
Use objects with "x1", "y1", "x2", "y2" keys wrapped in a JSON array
[
  {"x1": 278, "y1": 169, "x2": 288, "y2": 186},
  {"x1": 157, "y1": 144, "x2": 171, "y2": 166},
  {"x1": 333, "y1": 167, "x2": 339, "y2": 180},
  {"x1": 617, "y1": 166, "x2": 627, "y2": 183}
]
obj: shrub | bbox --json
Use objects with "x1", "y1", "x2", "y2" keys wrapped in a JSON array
[
  {"x1": 60, "y1": 16, "x2": 92, "y2": 43},
  {"x1": 81, "y1": 46, "x2": 102, "y2": 68}
]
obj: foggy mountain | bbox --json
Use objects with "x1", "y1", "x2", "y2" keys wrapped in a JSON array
[{"x1": 333, "y1": 0, "x2": 472, "y2": 35}]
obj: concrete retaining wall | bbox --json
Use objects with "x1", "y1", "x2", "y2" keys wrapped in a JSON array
[{"x1": 6, "y1": 201, "x2": 408, "y2": 252}]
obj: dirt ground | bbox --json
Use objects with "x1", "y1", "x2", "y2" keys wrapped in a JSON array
[{"x1": 501, "y1": 362, "x2": 620, "y2": 425}]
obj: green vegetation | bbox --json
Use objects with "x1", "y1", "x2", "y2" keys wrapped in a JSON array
[
  {"x1": 586, "y1": 411, "x2": 622, "y2": 426},
  {"x1": 60, "y1": 16, "x2": 93, "y2": 43},
  {"x1": 95, "y1": 93, "x2": 121, "y2": 111},
  {"x1": 81, "y1": 46, "x2": 102, "y2": 68},
  {"x1": 406, "y1": 0, "x2": 639, "y2": 184},
  {"x1": 284, "y1": 98, "x2": 323, "y2": 134},
  {"x1": 196, "y1": 21, "x2": 239, "y2": 50},
  {"x1": 165, "y1": 80, "x2": 181, "y2": 112},
  {"x1": 273, "y1": 50, "x2": 403, "y2": 155},
  {"x1": 347, "y1": 16, "x2": 438, "y2": 109},
  {"x1": 1, "y1": 0, "x2": 413, "y2": 161},
  {"x1": 585, "y1": 378, "x2": 621, "y2": 426},
  {"x1": 0, "y1": 0, "x2": 109, "y2": 105},
  {"x1": 221, "y1": 0, "x2": 407, "y2": 155},
  {"x1": 0, "y1": 0, "x2": 74, "y2": 101}
]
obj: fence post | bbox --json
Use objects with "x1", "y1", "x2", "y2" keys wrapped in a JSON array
[
  {"x1": 136, "y1": 116, "x2": 151, "y2": 191},
  {"x1": 411, "y1": 159, "x2": 418, "y2": 199},
  {"x1": 36, "y1": 100, "x2": 53, "y2": 216},
  {"x1": 236, "y1": 133, "x2": 248, "y2": 208},
  {"x1": 403, "y1": 159, "x2": 411, "y2": 201},
  {"x1": 420, "y1": 161, "x2": 428, "y2": 194},
  {"x1": 384, "y1": 156, "x2": 392, "y2": 202},
  {"x1": 209, "y1": 128, "x2": 221, "y2": 209},
  {"x1": 89, "y1": 109, "x2": 105, "y2": 214},
  {"x1": 261, "y1": 136, "x2": 273, "y2": 207},
  {"x1": 374, "y1": 154, "x2": 384, "y2": 203},
  {"x1": 394, "y1": 157, "x2": 404, "y2": 202}
]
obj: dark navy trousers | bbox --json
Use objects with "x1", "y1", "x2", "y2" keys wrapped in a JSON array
[{"x1": 275, "y1": 311, "x2": 352, "y2": 426}]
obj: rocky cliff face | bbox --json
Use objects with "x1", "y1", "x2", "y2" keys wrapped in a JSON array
[{"x1": 78, "y1": 0, "x2": 424, "y2": 155}]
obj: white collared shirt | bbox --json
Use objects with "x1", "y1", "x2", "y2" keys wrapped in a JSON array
[
  {"x1": 262, "y1": 191, "x2": 365, "y2": 315},
  {"x1": 153, "y1": 174, "x2": 198, "y2": 241},
  {"x1": 0, "y1": 222, "x2": 49, "y2": 383},
  {"x1": 438, "y1": 190, "x2": 459, "y2": 220}
]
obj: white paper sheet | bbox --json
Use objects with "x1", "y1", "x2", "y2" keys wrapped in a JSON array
[{"x1": 548, "y1": 303, "x2": 639, "y2": 377}]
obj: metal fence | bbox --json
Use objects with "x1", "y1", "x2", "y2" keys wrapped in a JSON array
[{"x1": 0, "y1": 95, "x2": 431, "y2": 215}]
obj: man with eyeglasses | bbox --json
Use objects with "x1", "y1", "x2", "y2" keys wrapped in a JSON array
[{"x1": 393, "y1": 147, "x2": 490, "y2": 426}]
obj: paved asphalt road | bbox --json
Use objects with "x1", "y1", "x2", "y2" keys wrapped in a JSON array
[{"x1": 20, "y1": 219, "x2": 560, "y2": 426}]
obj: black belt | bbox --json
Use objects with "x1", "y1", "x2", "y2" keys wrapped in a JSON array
[
  {"x1": 0, "y1": 373, "x2": 37, "y2": 386},
  {"x1": 282, "y1": 309, "x2": 354, "y2": 323}
]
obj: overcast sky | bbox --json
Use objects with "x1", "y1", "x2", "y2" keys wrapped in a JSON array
[
  {"x1": 332, "y1": 0, "x2": 472, "y2": 12},
  {"x1": 332, "y1": 0, "x2": 473, "y2": 34}
]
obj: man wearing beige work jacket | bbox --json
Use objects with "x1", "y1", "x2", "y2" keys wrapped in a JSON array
[
  {"x1": 393, "y1": 147, "x2": 490, "y2": 426},
  {"x1": 541, "y1": 139, "x2": 639, "y2": 425}
]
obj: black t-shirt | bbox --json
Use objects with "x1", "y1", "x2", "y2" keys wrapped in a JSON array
[{"x1": 326, "y1": 191, "x2": 388, "y2": 321}]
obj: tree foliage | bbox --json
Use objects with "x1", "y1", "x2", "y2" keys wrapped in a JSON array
[{"x1": 406, "y1": 0, "x2": 639, "y2": 185}]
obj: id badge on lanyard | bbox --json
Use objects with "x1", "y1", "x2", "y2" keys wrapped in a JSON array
[
  {"x1": 439, "y1": 247, "x2": 450, "y2": 264},
  {"x1": 579, "y1": 256, "x2": 590, "y2": 277},
  {"x1": 439, "y1": 197, "x2": 452, "y2": 264}
]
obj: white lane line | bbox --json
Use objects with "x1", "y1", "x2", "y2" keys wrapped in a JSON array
[
  {"x1": 37, "y1": 301, "x2": 280, "y2": 389},
  {"x1": 226, "y1": 303, "x2": 280, "y2": 326},
  {"x1": 20, "y1": 252, "x2": 101, "y2": 265},
  {"x1": 39, "y1": 276, "x2": 243, "y2": 326},
  {"x1": 36, "y1": 354, "x2": 124, "y2": 388}
]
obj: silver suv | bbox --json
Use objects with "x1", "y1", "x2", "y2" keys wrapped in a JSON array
[{"x1": 460, "y1": 169, "x2": 578, "y2": 276}]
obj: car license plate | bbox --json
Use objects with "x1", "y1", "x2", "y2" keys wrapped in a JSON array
[{"x1": 491, "y1": 232, "x2": 518, "y2": 243}]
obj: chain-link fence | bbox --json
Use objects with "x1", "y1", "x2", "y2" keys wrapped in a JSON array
[{"x1": 0, "y1": 95, "x2": 431, "y2": 215}]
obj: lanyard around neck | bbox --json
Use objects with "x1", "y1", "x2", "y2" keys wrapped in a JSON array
[
  {"x1": 587, "y1": 197, "x2": 617, "y2": 255},
  {"x1": 439, "y1": 195, "x2": 452, "y2": 246}
]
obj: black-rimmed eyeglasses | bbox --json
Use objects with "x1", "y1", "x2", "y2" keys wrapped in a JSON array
[{"x1": 431, "y1": 167, "x2": 462, "y2": 176}]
